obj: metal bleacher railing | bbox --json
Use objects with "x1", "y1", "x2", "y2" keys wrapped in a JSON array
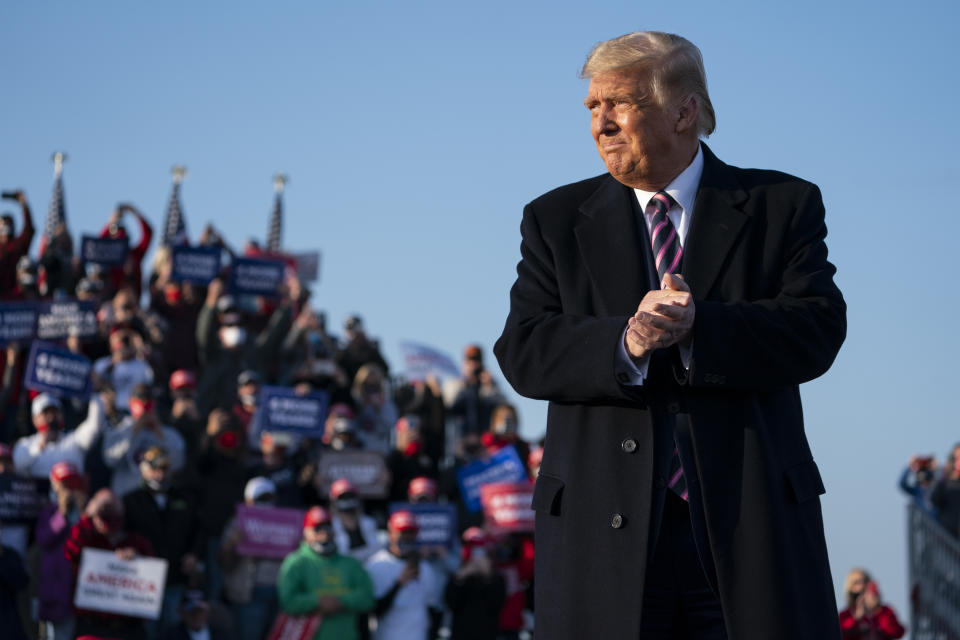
[{"x1": 908, "y1": 503, "x2": 960, "y2": 640}]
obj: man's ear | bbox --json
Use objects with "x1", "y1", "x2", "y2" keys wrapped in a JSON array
[{"x1": 675, "y1": 95, "x2": 698, "y2": 134}]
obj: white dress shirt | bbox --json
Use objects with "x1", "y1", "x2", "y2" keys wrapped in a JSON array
[{"x1": 617, "y1": 144, "x2": 704, "y2": 384}]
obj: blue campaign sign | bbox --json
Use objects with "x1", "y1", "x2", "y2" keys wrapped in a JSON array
[
  {"x1": 171, "y1": 246, "x2": 222, "y2": 284},
  {"x1": 0, "y1": 302, "x2": 38, "y2": 344},
  {"x1": 24, "y1": 341, "x2": 92, "y2": 399},
  {"x1": 35, "y1": 300, "x2": 98, "y2": 340},
  {"x1": 80, "y1": 235, "x2": 129, "y2": 266},
  {"x1": 389, "y1": 502, "x2": 458, "y2": 548},
  {"x1": 229, "y1": 257, "x2": 285, "y2": 297},
  {"x1": 259, "y1": 385, "x2": 330, "y2": 438},
  {"x1": 456, "y1": 445, "x2": 527, "y2": 513}
]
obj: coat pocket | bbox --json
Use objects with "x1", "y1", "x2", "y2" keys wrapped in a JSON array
[
  {"x1": 531, "y1": 472, "x2": 565, "y2": 516},
  {"x1": 784, "y1": 459, "x2": 826, "y2": 503}
]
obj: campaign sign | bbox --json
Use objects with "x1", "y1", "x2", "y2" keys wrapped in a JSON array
[
  {"x1": 171, "y1": 246, "x2": 222, "y2": 284},
  {"x1": 35, "y1": 300, "x2": 98, "y2": 340},
  {"x1": 259, "y1": 385, "x2": 330, "y2": 438},
  {"x1": 24, "y1": 341, "x2": 93, "y2": 399},
  {"x1": 316, "y1": 451, "x2": 389, "y2": 499},
  {"x1": 0, "y1": 475, "x2": 50, "y2": 525},
  {"x1": 235, "y1": 504, "x2": 305, "y2": 558},
  {"x1": 480, "y1": 482, "x2": 535, "y2": 534},
  {"x1": 74, "y1": 548, "x2": 169, "y2": 619},
  {"x1": 0, "y1": 302, "x2": 37, "y2": 344},
  {"x1": 456, "y1": 445, "x2": 527, "y2": 513},
  {"x1": 398, "y1": 341, "x2": 460, "y2": 382},
  {"x1": 291, "y1": 251, "x2": 321, "y2": 283},
  {"x1": 229, "y1": 257, "x2": 285, "y2": 297},
  {"x1": 80, "y1": 235, "x2": 129, "y2": 266},
  {"x1": 389, "y1": 502, "x2": 457, "y2": 548}
]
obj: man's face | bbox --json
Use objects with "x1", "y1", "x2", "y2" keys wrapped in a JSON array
[{"x1": 585, "y1": 66, "x2": 687, "y2": 190}]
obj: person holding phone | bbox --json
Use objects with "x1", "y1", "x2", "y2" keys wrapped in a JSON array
[
  {"x1": 0, "y1": 189, "x2": 34, "y2": 299},
  {"x1": 837, "y1": 569, "x2": 906, "y2": 639}
]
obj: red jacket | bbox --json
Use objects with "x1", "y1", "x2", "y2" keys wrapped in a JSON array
[
  {"x1": 99, "y1": 215, "x2": 152, "y2": 298},
  {"x1": 838, "y1": 605, "x2": 906, "y2": 639}
]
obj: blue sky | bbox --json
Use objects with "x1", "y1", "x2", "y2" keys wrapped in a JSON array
[{"x1": 5, "y1": 0, "x2": 959, "y2": 618}]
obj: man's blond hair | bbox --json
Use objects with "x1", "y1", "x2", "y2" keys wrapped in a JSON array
[{"x1": 581, "y1": 31, "x2": 716, "y2": 136}]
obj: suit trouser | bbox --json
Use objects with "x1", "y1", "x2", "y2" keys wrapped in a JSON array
[{"x1": 640, "y1": 491, "x2": 727, "y2": 640}]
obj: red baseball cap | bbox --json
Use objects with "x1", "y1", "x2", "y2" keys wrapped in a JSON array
[
  {"x1": 329, "y1": 478, "x2": 355, "y2": 501},
  {"x1": 408, "y1": 476, "x2": 437, "y2": 500},
  {"x1": 303, "y1": 506, "x2": 331, "y2": 529},
  {"x1": 50, "y1": 461, "x2": 88, "y2": 491},
  {"x1": 388, "y1": 510, "x2": 419, "y2": 533},
  {"x1": 169, "y1": 370, "x2": 197, "y2": 391},
  {"x1": 462, "y1": 526, "x2": 488, "y2": 546}
]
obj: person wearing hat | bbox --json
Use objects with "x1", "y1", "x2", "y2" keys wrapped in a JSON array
[
  {"x1": 65, "y1": 488, "x2": 154, "y2": 640},
  {"x1": 364, "y1": 510, "x2": 441, "y2": 640},
  {"x1": 36, "y1": 461, "x2": 89, "y2": 640},
  {"x1": 219, "y1": 477, "x2": 284, "y2": 640},
  {"x1": 13, "y1": 392, "x2": 107, "y2": 479},
  {"x1": 329, "y1": 478, "x2": 382, "y2": 565},
  {"x1": 164, "y1": 369, "x2": 204, "y2": 489},
  {"x1": 160, "y1": 590, "x2": 231, "y2": 640},
  {"x1": 322, "y1": 403, "x2": 362, "y2": 451},
  {"x1": 12, "y1": 255, "x2": 40, "y2": 300},
  {"x1": 447, "y1": 344, "x2": 505, "y2": 438},
  {"x1": 277, "y1": 506, "x2": 375, "y2": 640},
  {"x1": 102, "y1": 383, "x2": 185, "y2": 497},
  {"x1": 195, "y1": 277, "x2": 294, "y2": 416},
  {"x1": 0, "y1": 189, "x2": 34, "y2": 299},
  {"x1": 246, "y1": 431, "x2": 302, "y2": 507},
  {"x1": 444, "y1": 527, "x2": 506, "y2": 640},
  {"x1": 123, "y1": 445, "x2": 203, "y2": 635},
  {"x1": 230, "y1": 368, "x2": 261, "y2": 433},
  {"x1": 335, "y1": 314, "x2": 390, "y2": 383},
  {"x1": 99, "y1": 202, "x2": 152, "y2": 299}
]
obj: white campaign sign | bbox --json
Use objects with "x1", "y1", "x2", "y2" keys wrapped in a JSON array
[{"x1": 74, "y1": 548, "x2": 169, "y2": 619}]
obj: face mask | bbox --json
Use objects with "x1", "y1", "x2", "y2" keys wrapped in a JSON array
[
  {"x1": 129, "y1": 399, "x2": 153, "y2": 420},
  {"x1": 145, "y1": 477, "x2": 168, "y2": 492},
  {"x1": 395, "y1": 541, "x2": 419, "y2": 560},
  {"x1": 19, "y1": 273, "x2": 36, "y2": 286},
  {"x1": 493, "y1": 418, "x2": 518, "y2": 436},
  {"x1": 164, "y1": 287, "x2": 182, "y2": 305},
  {"x1": 239, "y1": 394, "x2": 257, "y2": 408},
  {"x1": 221, "y1": 326, "x2": 246, "y2": 348},
  {"x1": 217, "y1": 431, "x2": 239, "y2": 450}
]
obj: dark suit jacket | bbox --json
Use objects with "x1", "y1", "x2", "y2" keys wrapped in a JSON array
[{"x1": 494, "y1": 144, "x2": 846, "y2": 639}]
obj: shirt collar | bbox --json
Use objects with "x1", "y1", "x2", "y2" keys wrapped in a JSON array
[{"x1": 633, "y1": 143, "x2": 704, "y2": 216}]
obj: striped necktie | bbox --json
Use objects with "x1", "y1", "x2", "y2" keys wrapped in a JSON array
[{"x1": 646, "y1": 191, "x2": 688, "y2": 501}]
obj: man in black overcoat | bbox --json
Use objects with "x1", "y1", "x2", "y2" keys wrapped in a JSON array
[{"x1": 494, "y1": 31, "x2": 846, "y2": 639}]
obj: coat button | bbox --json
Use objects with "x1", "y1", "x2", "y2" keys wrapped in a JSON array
[
  {"x1": 611, "y1": 514, "x2": 624, "y2": 529},
  {"x1": 667, "y1": 402, "x2": 680, "y2": 414},
  {"x1": 655, "y1": 476, "x2": 666, "y2": 489},
  {"x1": 621, "y1": 438, "x2": 638, "y2": 453}
]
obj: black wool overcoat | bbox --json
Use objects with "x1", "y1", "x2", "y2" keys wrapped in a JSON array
[{"x1": 494, "y1": 145, "x2": 846, "y2": 640}]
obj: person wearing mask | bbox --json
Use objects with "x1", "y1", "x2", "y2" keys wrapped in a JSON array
[
  {"x1": 351, "y1": 364, "x2": 396, "y2": 454},
  {"x1": 65, "y1": 488, "x2": 154, "y2": 640},
  {"x1": 149, "y1": 259, "x2": 203, "y2": 377},
  {"x1": 482, "y1": 404, "x2": 529, "y2": 466},
  {"x1": 13, "y1": 393, "x2": 106, "y2": 478},
  {"x1": 0, "y1": 516, "x2": 29, "y2": 640},
  {"x1": 440, "y1": 432, "x2": 488, "y2": 534},
  {"x1": 386, "y1": 415, "x2": 437, "y2": 504},
  {"x1": 445, "y1": 527, "x2": 506, "y2": 640},
  {"x1": 92, "y1": 324, "x2": 154, "y2": 412},
  {"x1": 220, "y1": 477, "x2": 285, "y2": 640},
  {"x1": 232, "y1": 369, "x2": 261, "y2": 435},
  {"x1": 12, "y1": 256, "x2": 40, "y2": 300},
  {"x1": 123, "y1": 446, "x2": 202, "y2": 634},
  {"x1": 197, "y1": 409, "x2": 248, "y2": 601},
  {"x1": 322, "y1": 403, "x2": 363, "y2": 452},
  {"x1": 102, "y1": 384, "x2": 186, "y2": 497},
  {"x1": 0, "y1": 190, "x2": 35, "y2": 300},
  {"x1": 164, "y1": 369, "x2": 204, "y2": 489},
  {"x1": 365, "y1": 510, "x2": 441, "y2": 640},
  {"x1": 246, "y1": 431, "x2": 302, "y2": 507},
  {"x1": 931, "y1": 443, "x2": 960, "y2": 537},
  {"x1": 160, "y1": 590, "x2": 231, "y2": 640},
  {"x1": 407, "y1": 476, "x2": 458, "y2": 639},
  {"x1": 837, "y1": 570, "x2": 906, "y2": 639},
  {"x1": 899, "y1": 455, "x2": 938, "y2": 518},
  {"x1": 330, "y1": 478, "x2": 382, "y2": 564},
  {"x1": 36, "y1": 461, "x2": 89, "y2": 640},
  {"x1": 277, "y1": 506, "x2": 375, "y2": 640},
  {"x1": 99, "y1": 203, "x2": 153, "y2": 299}
]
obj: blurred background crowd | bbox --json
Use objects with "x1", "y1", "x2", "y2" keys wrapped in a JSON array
[{"x1": 0, "y1": 181, "x2": 542, "y2": 640}]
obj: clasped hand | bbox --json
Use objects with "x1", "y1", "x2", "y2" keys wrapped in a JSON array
[{"x1": 624, "y1": 274, "x2": 694, "y2": 361}]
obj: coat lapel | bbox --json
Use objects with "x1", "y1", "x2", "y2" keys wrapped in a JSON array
[
  {"x1": 574, "y1": 176, "x2": 652, "y2": 316},
  {"x1": 681, "y1": 144, "x2": 749, "y2": 300}
]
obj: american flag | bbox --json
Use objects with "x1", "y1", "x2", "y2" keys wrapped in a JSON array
[
  {"x1": 39, "y1": 152, "x2": 68, "y2": 257},
  {"x1": 161, "y1": 166, "x2": 188, "y2": 246},
  {"x1": 266, "y1": 174, "x2": 286, "y2": 253}
]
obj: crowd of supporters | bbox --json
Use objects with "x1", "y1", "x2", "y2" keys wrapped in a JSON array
[{"x1": 0, "y1": 190, "x2": 542, "y2": 640}]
